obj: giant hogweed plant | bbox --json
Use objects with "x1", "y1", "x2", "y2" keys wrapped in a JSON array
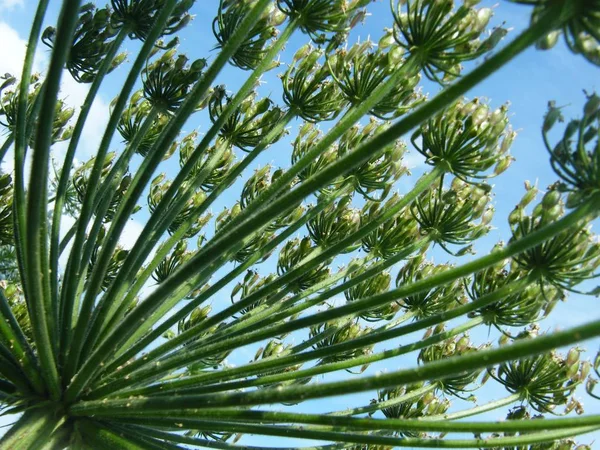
[{"x1": 0, "y1": 0, "x2": 599, "y2": 448}]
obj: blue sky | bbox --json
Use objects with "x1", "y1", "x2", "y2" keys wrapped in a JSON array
[{"x1": 0, "y1": 0, "x2": 599, "y2": 447}]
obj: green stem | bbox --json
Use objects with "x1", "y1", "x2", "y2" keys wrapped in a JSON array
[
  {"x1": 57, "y1": 0, "x2": 180, "y2": 370},
  {"x1": 0, "y1": 134, "x2": 14, "y2": 163},
  {"x1": 122, "y1": 315, "x2": 483, "y2": 399},
  {"x1": 114, "y1": 424, "x2": 343, "y2": 450},
  {"x1": 0, "y1": 289, "x2": 43, "y2": 393},
  {"x1": 330, "y1": 383, "x2": 436, "y2": 417},
  {"x1": 52, "y1": 27, "x2": 130, "y2": 342},
  {"x1": 422, "y1": 393, "x2": 521, "y2": 421},
  {"x1": 118, "y1": 1, "x2": 573, "y2": 356},
  {"x1": 98, "y1": 416, "x2": 600, "y2": 449},
  {"x1": 96, "y1": 186, "x2": 352, "y2": 379},
  {"x1": 25, "y1": 0, "x2": 82, "y2": 400},
  {"x1": 0, "y1": 407, "x2": 65, "y2": 450},
  {"x1": 93, "y1": 168, "x2": 439, "y2": 393},
  {"x1": 89, "y1": 275, "x2": 520, "y2": 399},
  {"x1": 97, "y1": 188, "x2": 342, "y2": 379},
  {"x1": 115, "y1": 190, "x2": 598, "y2": 395},
  {"x1": 12, "y1": 0, "x2": 50, "y2": 311},
  {"x1": 91, "y1": 26, "x2": 299, "y2": 348},
  {"x1": 77, "y1": 315, "x2": 600, "y2": 412},
  {"x1": 74, "y1": 419, "x2": 170, "y2": 450},
  {"x1": 100, "y1": 108, "x2": 297, "y2": 344},
  {"x1": 70, "y1": 0, "x2": 278, "y2": 370}
]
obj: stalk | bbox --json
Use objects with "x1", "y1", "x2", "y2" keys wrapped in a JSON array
[
  {"x1": 106, "y1": 192, "x2": 597, "y2": 396},
  {"x1": 98, "y1": 185, "x2": 348, "y2": 377},
  {"x1": 91, "y1": 416, "x2": 600, "y2": 449},
  {"x1": 90, "y1": 29, "x2": 300, "y2": 346},
  {"x1": 120, "y1": 0, "x2": 574, "y2": 340},
  {"x1": 0, "y1": 290, "x2": 43, "y2": 393},
  {"x1": 0, "y1": 407, "x2": 65, "y2": 450},
  {"x1": 90, "y1": 275, "x2": 523, "y2": 399},
  {"x1": 58, "y1": 0, "x2": 181, "y2": 368},
  {"x1": 52, "y1": 27, "x2": 130, "y2": 335},
  {"x1": 92, "y1": 107, "x2": 295, "y2": 348},
  {"x1": 24, "y1": 0, "x2": 82, "y2": 400},
  {"x1": 329, "y1": 383, "x2": 436, "y2": 417},
  {"x1": 422, "y1": 393, "x2": 521, "y2": 421},
  {"x1": 73, "y1": 315, "x2": 600, "y2": 412},
  {"x1": 0, "y1": 134, "x2": 14, "y2": 163},
  {"x1": 84, "y1": 7, "x2": 569, "y2": 389},
  {"x1": 94, "y1": 168, "x2": 439, "y2": 390},
  {"x1": 12, "y1": 0, "x2": 50, "y2": 310}
]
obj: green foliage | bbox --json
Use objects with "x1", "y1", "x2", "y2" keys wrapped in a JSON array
[{"x1": 0, "y1": 0, "x2": 599, "y2": 448}]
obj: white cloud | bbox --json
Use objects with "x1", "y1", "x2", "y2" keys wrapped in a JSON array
[
  {"x1": 0, "y1": 20, "x2": 111, "y2": 173},
  {"x1": 0, "y1": 0, "x2": 23, "y2": 12}
]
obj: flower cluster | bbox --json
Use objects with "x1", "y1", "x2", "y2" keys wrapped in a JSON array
[
  {"x1": 42, "y1": 4, "x2": 126, "y2": 83},
  {"x1": 419, "y1": 332, "x2": 488, "y2": 399},
  {"x1": 281, "y1": 45, "x2": 345, "y2": 122},
  {"x1": 361, "y1": 195, "x2": 420, "y2": 259},
  {"x1": 116, "y1": 90, "x2": 170, "y2": 157},
  {"x1": 542, "y1": 93, "x2": 600, "y2": 207},
  {"x1": 152, "y1": 240, "x2": 193, "y2": 284},
  {"x1": 213, "y1": 0, "x2": 285, "y2": 70},
  {"x1": 0, "y1": 74, "x2": 74, "y2": 146},
  {"x1": 142, "y1": 49, "x2": 206, "y2": 113},
  {"x1": 277, "y1": 0, "x2": 372, "y2": 46},
  {"x1": 327, "y1": 39, "x2": 423, "y2": 118},
  {"x1": 148, "y1": 173, "x2": 211, "y2": 238},
  {"x1": 310, "y1": 318, "x2": 373, "y2": 369},
  {"x1": 277, "y1": 237, "x2": 331, "y2": 292},
  {"x1": 411, "y1": 177, "x2": 493, "y2": 255},
  {"x1": 209, "y1": 88, "x2": 286, "y2": 151},
  {"x1": 72, "y1": 152, "x2": 135, "y2": 223},
  {"x1": 517, "y1": 0, "x2": 600, "y2": 66},
  {"x1": 111, "y1": 0, "x2": 194, "y2": 43},
  {"x1": 87, "y1": 226, "x2": 129, "y2": 291},
  {"x1": 230, "y1": 271, "x2": 280, "y2": 317},
  {"x1": 307, "y1": 197, "x2": 360, "y2": 251},
  {"x1": 412, "y1": 98, "x2": 514, "y2": 181},
  {"x1": 344, "y1": 266, "x2": 397, "y2": 322},
  {"x1": 392, "y1": 0, "x2": 506, "y2": 82},
  {"x1": 337, "y1": 120, "x2": 408, "y2": 201},
  {"x1": 178, "y1": 134, "x2": 236, "y2": 192},
  {"x1": 396, "y1": 256, "x2": 465, "y2": 319},
  {"x1": 377, "y1": 384, "x2": 449, "y2": 436},
  {"x1": 509, "y1": 186, "x2": 600, "y2": 293},
  {"x1": 490, "y1": 333, "x2": 588, "y2": 414}
]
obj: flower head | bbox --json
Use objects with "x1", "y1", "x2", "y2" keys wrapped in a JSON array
[
  {"x1": 142, "y1": 49, "x2": 206, "y2": 113},
  {"x1": 542, "y1": 93, "x2": 600, "y2": 207},
  {"x1": 209, "y1": 89, "x2": 286, "y2": 151},
  {"x1": 412, "y1": 98, "x2": 514, "y2": 181},
  {"x1": 281, "y1": 45, "x2": 345, "y2": 122},
  {"x1": 361, "y1": 194, "x2": 420, "y2": 259},
  {"x1": 111, "y1": 0, "x2": 194, "y2": 42},
  {"x1": 213, "y1": 0, "x2": 283, "y2": 70},
  {"x1": 411, "y1": 177, "x2": 493, "y2": 255},
  {"x1": 344, "y1": 267, "x2": 397, "y2": 322},
  {"x1": 392, "y1": 0, "x2": 506, "y2": 83},
  {"x1": 42, "y1": 4, "x2": 126, "y2": 83},
  {"x1": 116, "y1": 91, "x2": 169, "y2": 157}
]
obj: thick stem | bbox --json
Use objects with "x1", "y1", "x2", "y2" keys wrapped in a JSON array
[
  {"x1": 57, "y1": 0, "x2": 181, "y2": 373},
  {"x1": 73, "y1": 315, "x2": 600, "y2": 412},
  {"x1": 24, "y1": 0, "x2": 82, "y2": 400},
  {"x1": 52, "y1": 27, "x2": 130, "y2": 341}
]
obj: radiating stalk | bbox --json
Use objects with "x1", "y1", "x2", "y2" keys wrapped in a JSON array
[
  {"x1": 57, "y1": 0, "x2": 180, "y2": 367},
  {"x1": 24, "y1": 0, "x2": 82, "y2": 400},
  {"x1": 52, "y1": 27, "x2": 130, "y2": 339}
]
